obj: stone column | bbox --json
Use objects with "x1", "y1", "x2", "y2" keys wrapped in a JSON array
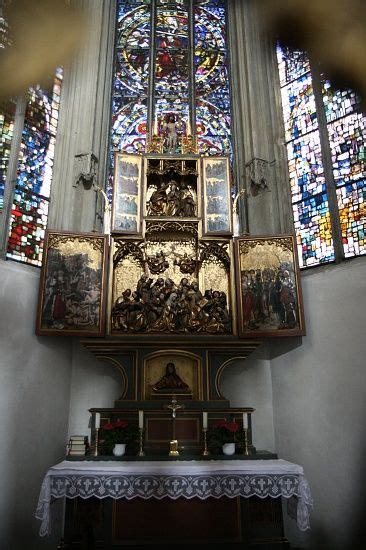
[
  {"x1": 228, "y1": 0, "x2": 293, "y2": 235},
  {"x1": 48, "y1": 0, "x2": 116, "y2": 233}
]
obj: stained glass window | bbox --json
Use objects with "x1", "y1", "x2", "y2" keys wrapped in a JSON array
[
  {"x1": 0, "y1": 9, "x2": 14, "y2": 211},
  {"x1": 111, "y1": 0, "x2": 232, "y2": 158},
  {"x1": 0, "y1": 99, "x2": 15, "y2": 210},
  {"x1": 194, "y1": 0, "x2": 231, "y2": 155},
  {"x1": 277, "y1": 45, "x2": 366, "y2": 267},
  {"x1": 112, "y1": 0, "x2": 151, "y2": 154},
  {"x1": 7, "y1": 68, "x2": 63, "y2": 266}
]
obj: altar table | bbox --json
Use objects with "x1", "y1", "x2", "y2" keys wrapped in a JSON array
[{"x1": 36, "y1": 459, "x2": 312, "y2": 539}]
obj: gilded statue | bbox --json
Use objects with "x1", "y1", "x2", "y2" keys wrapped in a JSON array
[
  {"x1": 146, "y1": 180, "x2": 196, "y2": 218},
  {"x1": 173, "y1": 253, "x2": 198, "y2": 275},
  {"x1": 146, "y1": 251, "x2": 169, "y2": 275},
  {"x1": 111, "y1": 276, "x2": 231, "y2": 334}
]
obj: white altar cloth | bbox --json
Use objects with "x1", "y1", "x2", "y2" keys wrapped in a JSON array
[{"x1": 36, "y1": 459, "x2": 313, "y2": 536}]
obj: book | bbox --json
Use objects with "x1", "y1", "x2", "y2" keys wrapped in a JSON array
[
  {"x1": 70, "y1": 435, "x2": 88, "y2": 442},
  {"x1": 68, "y1": 450, "x2": 86, "y2": 456}
]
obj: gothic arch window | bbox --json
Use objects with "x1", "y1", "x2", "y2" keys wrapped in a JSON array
[
  {"x1": 110, "y1": 0, "x2": 232, "y2": 158},
  {"x1": 277, "y1": 46, "x2": 365, "y2": 268},
  {"x1": 0, "y1": 7, "x2": 63, "y2": 266}
]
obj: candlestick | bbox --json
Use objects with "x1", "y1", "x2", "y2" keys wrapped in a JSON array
[
  {"x1": 186, "y1": 117, "x2": 191, "y2": 136},
  {"x1": 243, "y1": 412, "x2": 248, "y2": 430},
  {"x1": 243, "y1": 428, "x2": 250, "y2": 456},
  {"x1": 202, "y1": 412, "x2": 208, "y2": 430},
  {"x1": 95, "y1": 412, "x2": 100, "y2": 430},
  {"x1": 94, "y1": 428, "x2": 99, "y2": 457},
  {"x1": 138, "y1": 428, "x2": 145, "y2": 457},
  {"x1": 169, "y1": 440, "x2": 179, "y2": 456},
  {"x1": 138, "y1": 410, "x2": 144, "y2": 429},
  {"x1": 202, "y1": 428, "x2": 210, "y2": 457}
]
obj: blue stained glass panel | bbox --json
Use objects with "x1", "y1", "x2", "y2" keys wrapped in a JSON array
[
  {"x1": 276, "y1": 46, "x2": 310, "y2": 87},
  {"x1": 280, "y1": 73, "x2": 318, "y2": 142},
  {"x1": 155, "y1": 97, "x2": 189, "y2": 126},
  {"x1": 337, "y1": 179, "x2": 366, "y2": 258},
  {"x1": 292, "y1": 194, "x2": 334, "y2": 267},
  {"x1": 287, "y1": 131, "x2": 326, "y2": 203},
  {"x1": 112, "y1": 98, "x2": 148, "y2": 154},
  {"x1": 322, "y1": 79, "x2": 361, "y2": 123},
  {"x1": 328, "y1": 113, "x2": 366, "y2": 185}
]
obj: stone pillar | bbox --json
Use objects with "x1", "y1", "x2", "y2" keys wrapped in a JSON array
[
  {"x1": 228, "y1": 0, "x2": 293, "y2": 235},
  {"x1": 48, "y1": 0, "x2": 116, "y2": 233}
]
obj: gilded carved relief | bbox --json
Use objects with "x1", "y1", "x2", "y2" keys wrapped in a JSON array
[{"x1": 111, "y1": 237, "x2": 232, "y2": 335}]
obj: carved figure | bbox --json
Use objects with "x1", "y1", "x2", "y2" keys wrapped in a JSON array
[
  {"x1": 163, "y1": 114, "x2": 179, "y2": 153},
  {"x1": 166, "y1": 181, "x2": 180, "y2": 216},
  {"x1": 174, "y1": 253, "x2": 198, "y2": 275},
  {"x1": 147, "y1": 182, "x2": 168, "y2": 216},
  {"x1": 179, "y1": 183, "x2": 196, "y2": 217},
  {"x1": 147, "y1": 251, "x2": 169, "y2": 275},
  {"x1": 111, "y1": 275, "x2": 231, "y2": 334},
  {"x1": 147, "y1": 179, "x2": 197, "y2": 218}
]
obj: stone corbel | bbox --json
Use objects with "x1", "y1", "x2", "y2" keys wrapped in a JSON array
[
  {"x1": 74, "y1": 152, "x2": 99, "y2": 190},
  {"x1": 245, "y1": 157, "x2": 275, "y2": 197}
]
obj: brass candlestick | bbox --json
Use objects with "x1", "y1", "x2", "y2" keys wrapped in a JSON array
[
  {"x1": 138, "y1": 428, "x2": 145, "y2": 457},
  {"x1": 243, "y1": 428, "x2": 250, "y2": 456},
  {"x1": 94, "y1": 428, "x2": 99, "y2": 457},
  {"x1": 202, "y1": 428, "x2": 210, "y2": 457},
  {"x1": 169, "y1": 440, "x2": 180, "y2": 456}
]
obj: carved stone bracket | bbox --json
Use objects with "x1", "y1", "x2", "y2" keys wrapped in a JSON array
[
  {"x1": 74, "y1": 152, "x2": 99, "y2": 190},
  {"x1": 245, "y1": 157, "x2": 274, "y2": 197}
]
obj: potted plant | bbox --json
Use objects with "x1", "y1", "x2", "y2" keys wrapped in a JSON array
[
  {"x1": 208, "y1": 420, "x2": 240, "y2": 455},
  {"x1": 101, "y1": 419, "x2": 139, "y2": 456}
]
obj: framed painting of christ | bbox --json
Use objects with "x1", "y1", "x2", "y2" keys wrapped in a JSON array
[
  {"x1": 234, "y1": 235, "x2": 305, "y2": 338},
  {"x1": 36, "y1": 231, "x2": 109, "y2": 337}
]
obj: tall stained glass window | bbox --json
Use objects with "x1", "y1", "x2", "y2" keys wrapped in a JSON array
[
  {"x1": 0, "y1": 98, "x2": 15, "y2": 211},
  {"x1": 277, "y1": 46, "x2": 365, "y2": 267},
  {"x1": 111, "y1": 0, "x2": 232, "y2": 156},
  {"x1": 0, "y1": 7, "x2": 14, "y2": 211},
  {"x1": 7, "y1": 69, "x2": 63, "y2": 266}
]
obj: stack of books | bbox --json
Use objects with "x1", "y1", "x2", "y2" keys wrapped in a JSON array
[{"x1": 68, "y1": 435, "x2": 88, "y2": 457}]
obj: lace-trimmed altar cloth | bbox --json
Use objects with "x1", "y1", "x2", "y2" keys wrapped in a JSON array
[{"x1": 36, "y1": 459, "x2": 313, "y2": 536}]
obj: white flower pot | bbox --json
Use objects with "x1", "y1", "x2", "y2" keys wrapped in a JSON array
[
  {"x1": 113, "y1": 443, "x2": 126, "y2": 456},
  {"x1": 222, "y1": 443, "x2": 235, "y2": 456}
]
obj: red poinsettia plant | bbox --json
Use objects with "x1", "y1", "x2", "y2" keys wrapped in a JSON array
[
  {"x1": 208, "y1": 419, "x2": 240, "y2": 446},
  {"x1": 101, "y1": 419, "x2": 139, "y2": 449}
]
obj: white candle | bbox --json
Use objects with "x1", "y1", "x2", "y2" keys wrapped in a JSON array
[
  {"x1": 139, "y1": 410, "x2": 144, "y2": 429},
  {"x1": 95, "y1": 413, "x2": 100, "y2": 430},
  {"x1": 186, "y1": 117, "x2": 191, "y2": 136},
  {"x1": 202, "y1": 412, "x2": 208, "y2": 429},
  {"x1": 243, "y1": 412, "x2": 249, "y2": 429}
]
